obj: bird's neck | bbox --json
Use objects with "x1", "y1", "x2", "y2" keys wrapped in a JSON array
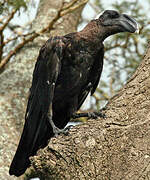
[{"x1": 78, "y1": 20, "x2": 109, "y2": 43}]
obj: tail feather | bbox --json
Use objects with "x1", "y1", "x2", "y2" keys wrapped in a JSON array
[{"x1": 9, "y1": 106, "x2": 53, "y2": 176}]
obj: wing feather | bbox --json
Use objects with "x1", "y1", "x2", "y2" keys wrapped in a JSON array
[
  {"x1": 77, "y1": 47, "x2": 104, "y2": 110},
  {"x1": 9, "y1": 37, "x2": 65, "y2": 177}
]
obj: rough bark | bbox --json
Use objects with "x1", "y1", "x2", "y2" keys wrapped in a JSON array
[
  {"x1": 0, "y1": 0, "x2": 84, "y2": 179},
  {"x1": 30, "y1": 44, "x2": 150, "y2": 178}
]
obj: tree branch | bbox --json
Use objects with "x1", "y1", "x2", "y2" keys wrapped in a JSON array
[
  {"x1": 0, "y1": 9, "x2": 17, "y2": 32},
  {"x1": 30, "y1": 44, "x2": 150, "y2": 179},
  {"x1": 0, "y1": 30, "x2": 4, "y2": 62},
  {"x1": 0, "y1": 0, "x2": 88, "y2": 72}
]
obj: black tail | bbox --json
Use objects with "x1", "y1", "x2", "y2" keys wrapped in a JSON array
[
  {"x1": 9, "y1": 107, "x2": 53, "y2": 176},
  {"x1": 9, "y1": 98, "x2": 71, "y2": 176}
]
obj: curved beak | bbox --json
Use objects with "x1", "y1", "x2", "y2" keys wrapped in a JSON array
[{"x1": 118, "y1": 14, "x2": 139, "y2": 33}]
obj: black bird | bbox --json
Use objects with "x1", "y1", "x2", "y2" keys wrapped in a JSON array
[{"x1": 9, "y1": 10, "x2": 139, "y2": 176}]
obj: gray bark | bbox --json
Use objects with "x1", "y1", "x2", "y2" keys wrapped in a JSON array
[
  {"x1": 0, "y1": 0, "x2": 84, "y2": 179},
  {"x1": 30, "y1": 40, "x2": 150, "y2": 178}
]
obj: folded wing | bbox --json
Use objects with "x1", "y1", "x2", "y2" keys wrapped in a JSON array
[{"x1": 9, "y1": 37, "x2": 64, "y2": 177}]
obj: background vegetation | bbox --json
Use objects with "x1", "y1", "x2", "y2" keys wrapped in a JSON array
[
  {"x1": 81, "y1": 0, "x2": 150, "y2": 110},
  {"x1": 0, "y1": 0, "x2": 150, "y2": 110}
]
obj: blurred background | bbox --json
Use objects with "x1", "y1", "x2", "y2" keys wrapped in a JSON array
[{"x1": 1, "y1": 0, "x2": 150, "y2": 113}]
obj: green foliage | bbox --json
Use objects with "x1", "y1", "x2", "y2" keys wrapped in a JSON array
[
  {"x1": 0, "y1": 0, "x2": 28, "y2": 14},
  {"x1": 7, "y1": 0, "x2": 27, "y2": 10}
]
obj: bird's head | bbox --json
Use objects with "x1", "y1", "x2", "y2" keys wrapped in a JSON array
[{"x1": 95, "y1": 10, "x2": 139, "y2": 39}]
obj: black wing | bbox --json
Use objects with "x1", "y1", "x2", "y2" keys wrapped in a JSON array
[
  {"x1": 90, "y1": 46, "x2": 104, "y2": 95},
  {"x1": 9, "y1": 37, "x2": 64, "y2": 177},
  {"x1": 77, "y1": 46, "x2": 104, "y2": 109}
]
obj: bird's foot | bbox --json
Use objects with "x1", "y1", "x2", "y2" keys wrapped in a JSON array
[
  {"x1": 48, "y1": 116, "x2": 72, "y2": 137},
  {"x1": 53, "y1": 125, "x2": 73, "y2": 137},
  {"x1": 72, "y1": 111, "x2": 105, "y2": 120},
  {"x1": 87, "y1": 111, "x2": 105, "y2": 119}
]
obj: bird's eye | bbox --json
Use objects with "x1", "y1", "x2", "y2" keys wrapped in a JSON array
[
  {"x1": 104, "y1": 10, "x2": 120, "y2": 19},
  {"x1": 109, "y1": 11, "x2": 119, "y2": 18}
]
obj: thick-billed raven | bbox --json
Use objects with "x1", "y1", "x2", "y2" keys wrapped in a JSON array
[{"x1": 9, "y1": 10, "x2": 139, "y2": 176}]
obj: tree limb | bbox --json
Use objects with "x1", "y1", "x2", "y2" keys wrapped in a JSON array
[
  {"x1": 0, "y1": 9, "x2": 17, "y2": 32},
  {"x1": 30, "y1": 43, "x2": 150, "y2": 179},
  {"x1": 0, "y1": 0, "x2": 88, "y2": 72}
]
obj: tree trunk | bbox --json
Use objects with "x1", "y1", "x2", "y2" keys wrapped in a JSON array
[
  {"x1": 0, "y1": 0, "x2": 84, "y2": 179},
  {"x1": 30, "y1": 45, "x2": 150, "y2": 178}
]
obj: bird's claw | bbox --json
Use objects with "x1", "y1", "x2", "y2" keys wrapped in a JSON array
[
  {"x1": 87, "y1": 111, "x2": 105, "y2": 119},
  {"x1": 72, "y1": 111, "x2": 106, "y2": 120},
  {"x1": 53, "y1": 125, "x2": 73, "y2": 137}
]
